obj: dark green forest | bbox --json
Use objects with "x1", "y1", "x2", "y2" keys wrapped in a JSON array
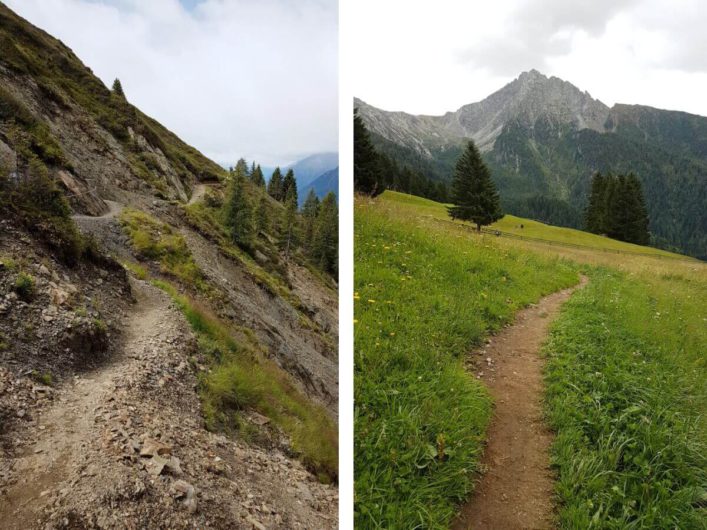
[{"x1": 363, "y1": 110, "x2": 707, "y2": 258}]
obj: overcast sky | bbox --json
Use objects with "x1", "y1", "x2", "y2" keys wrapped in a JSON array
[
  {"x1": 352, "y1": 0, "x2": 707, "y2": 117},
  {"x1": 6, "y1": 0, "x2": 338, "y2": 167}
]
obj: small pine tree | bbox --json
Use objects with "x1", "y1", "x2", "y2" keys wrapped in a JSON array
[
  {"x1": 447, "y1": 141, "x2": 502, "y2": 230},
  {"x1": 267, "y1": 167, "x2": 284, "y2": 201},
  {"x1": 112, "y1": 78, "x2": 125, "y2": 98},
  {"x1": 354, "y1": 109, "x2": 383, "y2": 196},
  {"x1": 301, "y1": 189, "x2": 320, "y2": 251},
  {"x1": 223, "y1": 173, "x2": 253, "y2": 247},
  {"x1": 282, "y1": 169, "x2": 298, "y2": 204},
  {"x1": 311, "y1": 192, "x2": 338, "y2": 274}
]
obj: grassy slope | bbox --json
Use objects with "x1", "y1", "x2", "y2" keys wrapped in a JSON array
[
  {"x1": 386, "y1": 191, "x2": 684, "y2": 259},
  {"x1": 119, "y1": 208, "x2": 338, "y2": 481},
  {"x1": 355, "y1": 191, "x2": 706, "y2": 528},
  {"x1": 354, "y1": 193, "x2": 578, "y2": 528}
]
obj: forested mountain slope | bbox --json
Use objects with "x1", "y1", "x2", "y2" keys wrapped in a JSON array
[{"x1": 356, "y1": 71, "x2": 707, "y2": 258}]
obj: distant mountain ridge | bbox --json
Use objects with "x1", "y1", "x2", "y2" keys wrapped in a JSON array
[
  {"x1": 356, "y1": 71, "x2": 707, "y2": 258},
  {"x1": 285, "y1": 152, "x2": 338, "y2": 188},
  {"x1": 300, "y1": 166, "x2": 338, "y2": 205}
]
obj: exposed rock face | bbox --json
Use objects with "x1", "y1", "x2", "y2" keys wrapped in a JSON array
[{"x1": 356, "y1": 69, "x2": 610, "y2": 154}]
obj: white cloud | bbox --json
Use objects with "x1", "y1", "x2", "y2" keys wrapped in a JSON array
[
  {"x1": 352, "y1": 0, "x2": 707, "y2": 117},
  {"x1": 6, "y1": 0, "x2": 338, "y2": 166}
]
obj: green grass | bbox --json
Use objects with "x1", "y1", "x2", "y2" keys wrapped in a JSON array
[
  {"x1": 151, "y1": 279, "x2": 338, "y2": 482},
  {"x1": 355, "y1": 191, "x2": 706, "y2": 529},
  {"x1": 119, "y1": 208, "x2": 211, "y2": 294},
  {"x1": 544, "y1": 268, "x2": 707, "y2": 528},
  {"x1": 381, "y1": 190, "x2": 685, "y2": 259},
  {"x1": 354, "y1": 194, "x2": 578, "y2": 528}
]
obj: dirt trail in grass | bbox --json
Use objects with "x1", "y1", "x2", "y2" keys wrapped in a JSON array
[{"x1": 453, "y1": 275, "x2": 588, "y2": 530}]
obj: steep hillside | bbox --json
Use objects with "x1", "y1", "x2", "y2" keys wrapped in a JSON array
[
  {"x1": 355, "y1": 71, "x2": 707, "y2": 258},
  {"x1": 0, "y1": 5, "x2": 337, "y2": 528}
]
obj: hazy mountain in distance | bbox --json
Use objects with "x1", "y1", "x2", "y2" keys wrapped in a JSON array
[
  {"x1": 356, "y1": 71, "x2": 707, "y2": 258},
  {"x1": 299, "y1": 166, "x2": 338, "y2": 205},
  {"x1": 285, "y1": 152, "x2": 338, "y2": 189}
]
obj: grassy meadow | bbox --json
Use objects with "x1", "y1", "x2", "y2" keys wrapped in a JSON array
[{"x1": 354, "y1": 190, "x2": 706, "y2": 528}]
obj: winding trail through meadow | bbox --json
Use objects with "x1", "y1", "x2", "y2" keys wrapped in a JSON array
[{"x1": 453, "y1": 275, "x2": 588, "y2": 530}]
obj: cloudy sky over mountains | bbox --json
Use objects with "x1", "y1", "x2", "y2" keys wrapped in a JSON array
[
  {"x1": 7, "y1": 0, "x2": 338, "y2": 166},
  {"x1": 353, "y1": 0, "x2": 707, "y2": 116}
]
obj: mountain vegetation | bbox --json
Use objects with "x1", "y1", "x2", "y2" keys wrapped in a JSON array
[
  {"x1": 447, "y1": 140, "x2": 502, "y2": 230},
  {"x1": 585, "y1": 172, "x2": 650, "y2": 244},
  {"x1": 354, "y1": 109, "x2": 448, "y2": 201},
  {"x1": 354, "y1": 190, "x2": 705, "y2": 528},
  {"x1": 356, "y1": 71, "x2": 707, "y2": 258}
]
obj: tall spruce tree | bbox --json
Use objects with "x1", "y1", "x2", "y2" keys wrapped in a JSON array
[
  {"x1": 268, "y1": 167, "x2": 284, "y2": 201},
  {"x1": 282, "y1": 169, "x2": 298, "y2": 204},
  {"x1": 354, "y1": 109, "x2": 383, "y2": 196},
  {"x1": 312, "y1": 192, "x2": 338, "y2": 274},
  {"x1": 302, "y1": 189, "x2": 320, "y2": 251},
  {"x1": 447, "y1": 141, "x2": 502, "y2": 230},
  {"x1": 624, "y1": 173, "x2": 650, "y2": 244},
  {"x1": 234, "y1": 158, "x2": 249, "y2": 179},
  {"x1": 585, "y1": 172, "x2": 607, "y2": 234},
  {"x1": 251, "y1": 164, "x2": 266, "y2": 188},
  {"x1": 223, "y1": 173, "x2": 254, "y2": 247},
  {"x1": 584, "y1": 171, "x2": 650, "y2": 245},
  {"x1": 255, "y1": 193, "x2": 269, "y2": 234}
]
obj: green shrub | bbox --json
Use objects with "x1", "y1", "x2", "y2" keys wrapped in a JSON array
[{"x1": 13, "y1": 272, "x2": 35, "y2": 300}]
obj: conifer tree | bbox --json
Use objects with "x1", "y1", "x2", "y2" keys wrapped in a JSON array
[
  {"x1": 234, "y1": 158, "x2": 249, "y2": 179},
  {"x1": 267, "y1": 167, "x2": 284, "y2": 201},
  {"x1": 585, "y1": 172, "x2": 607, "y2": 234},
  {"x1": 282, "y1": 168, "x2": 298, "y2": 204},
  {"x1": 255, "y1": 193, "x2": 269, "y2": 234},
  {"x1": 354, "y1": 109, "x2": 383, "y2": 196},
  {"x1": 624, "y1": 173, "x2": 650, "y2": 244},
  {"x1": 311, "y1": 192, "x2": 338, "y2": 274},
  {"x1": 302, "y1": 189, "x2": 320, "y2": 251},
  {"x1": 447, "y1": 140, "x2": 502, "y2": 230},
  {"x1": 223, "y1": 173, "x2": 253, "y2": 247},
  {"x1": 250, "y1": 164, "x2": 266, "y2": 188},
  {"x1": 112, "y1": 78, "x2": 125, "y2": 98}
]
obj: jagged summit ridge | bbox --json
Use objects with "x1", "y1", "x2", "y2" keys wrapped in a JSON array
[{"x1": 357, "y1": 70, "x2": 610, "y2": 152}]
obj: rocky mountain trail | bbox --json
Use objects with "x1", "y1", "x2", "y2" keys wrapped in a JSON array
[
  {"x1": 452, "y1": 275, "x2": 588, "y2": 530},
  {"x1": 0, "y1": 271, "x2": 337, "y2": 529}
]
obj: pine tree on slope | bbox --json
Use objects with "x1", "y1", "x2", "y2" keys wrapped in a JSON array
[
  {"x1": 447, "y1": 140, "x2": 502, "y2": 231},
  {"x1": 354, "y1": 109, "x2": 383, "y2": 196}
]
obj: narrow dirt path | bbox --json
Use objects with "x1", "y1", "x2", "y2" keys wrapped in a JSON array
[
  {"x1": 453, "y1": 275, "x2": 588, "y2": 530},
  {"x1": 71, "y1": 199, "x2": 124, "y2": 220},
  {"x1": 0, "y1": 279, "x2": 170, "y2": 529},
  {"x1": 187, "y1": 183, "x2": 218, "y2": 205}
]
